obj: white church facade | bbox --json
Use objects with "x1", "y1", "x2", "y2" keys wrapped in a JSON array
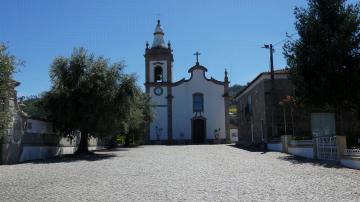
[{"x1": 145, "y1": 20, "x2": 230, "y2": 144}]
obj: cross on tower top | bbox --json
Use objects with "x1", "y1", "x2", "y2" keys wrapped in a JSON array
[{"x1": 194, "y1": 51, "x2": 201, "y2": 65}]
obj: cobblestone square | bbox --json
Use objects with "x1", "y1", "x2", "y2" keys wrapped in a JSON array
[{"x1": 0, "y1": 145, "x2": 359, "y2": 201}]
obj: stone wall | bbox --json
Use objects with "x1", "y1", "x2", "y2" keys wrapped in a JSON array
[
  {"x1": 236, "y1": 74, "x2": 313, "y2": 145},
  {"x1": 0, "y1": 82, "x2": 112, "y2": 164},
  {"x1": 237, "y1": 79, "x2": 266, "y2": 145},
  {"x1": 0, "y1": 80, "x2": 23, "y2": 164},
  {"x1": 0, "y1": 89, "x2": 7, "y2": 161},
  {"x1": 2, "y1": 118, "x2": 112, "y2": 164}
]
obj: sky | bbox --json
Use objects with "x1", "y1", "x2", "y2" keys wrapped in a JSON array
[{"x1": 1, "y1": 0, "x2": 354, "y2": 96}]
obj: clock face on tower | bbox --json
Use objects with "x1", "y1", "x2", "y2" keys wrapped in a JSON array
[{"x1": 154, "y1": 87, "x2": 163, "y2": 96}]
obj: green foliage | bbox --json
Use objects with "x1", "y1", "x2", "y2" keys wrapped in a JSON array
[
  {"x1": 121, "y1": 78, "x2": 153, "y2": 145},
  {"x1": 283, "y1": 0, "x2": 360, "y2": 112},
  {"x1": 229, "y1": 105, "x2": 237, "y2": 114},
  {"x1": 228, "y1": 84, "x2": 245, "y2": 126},
  {"x1": 0, "y1": 43, "x2": 22, "y2": 139},
  {"x1": 0, "y1": 43, "x2": 17, "y2": 86},
  {"x1": 42, "y1": 47, "x2": 153, "y2": 150},
  {"x1": 229, "y1": 84, "x2": 245, "y2": 97},
  {"x1": 21, "y1": 95, "x2": 48, "y2": 119},
  {"x1": 115, "y1": 135, "x2": 126, "y2": 145}
]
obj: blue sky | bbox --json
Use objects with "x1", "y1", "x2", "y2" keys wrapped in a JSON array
[{"x1": 1, "y1": 0, "x2": 353, "y2": 96}]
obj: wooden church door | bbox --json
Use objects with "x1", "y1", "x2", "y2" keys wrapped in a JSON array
[{"x1": 192, "y1": 118, "x2": 206, "y2": 144}]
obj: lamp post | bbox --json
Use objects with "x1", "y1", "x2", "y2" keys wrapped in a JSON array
[
  {"x1": 262, "y1": 44, "x2": 274, "y2": 80},
  {"x1": 262, "y1": 44, "x2": 276, "y2": 137}
]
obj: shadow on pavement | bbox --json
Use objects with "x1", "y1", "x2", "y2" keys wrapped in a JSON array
[
  {"x1": 25, "y1": 152, "x2": 117, "y2": 165},
  {"x1": 92, "y1": 145, "x2": 145, "y2": 152},
  {"x1": 112, "y1": 145, "x2": 145, "y2": 149},
  {"x1": 99, "y1": 147, "x2": 129, "y2": 152},
  {"x1": 228, "y1": 144, "x2": 268, "y2": 154},
  {"x1": 277, "y1": 155, "x2": 344, "y2": 169},
  {"x1": 165, "y1": 144, "x2": 196, "y2": 146},
  {"x1": 229, "y1": 145, "x2": 346, "y2": 169}
]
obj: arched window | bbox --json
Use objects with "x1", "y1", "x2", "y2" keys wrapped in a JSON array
[
  {"x1": 154, "y1": 66, "x2": 163, "y2": 82},
  {"x1": 193, "y1": 93, "x2": 204, "y2": 112}
]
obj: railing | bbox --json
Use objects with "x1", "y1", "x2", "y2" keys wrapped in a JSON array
[
  {"x1": 290, "y1": 139, "x2": 313, "y2": 146},
  {"x1": 315, "y1": 136, "x2": 338, "y2": 161},
  {"x1": 344, "y1": 149, "x2": 360, "y2": 156}
]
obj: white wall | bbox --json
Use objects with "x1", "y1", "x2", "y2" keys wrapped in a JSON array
[
  {"x1": 17, "y1": 119, "x2": 109, "y2": 163},
  {"x1": 267, "y1": 143, "x2": 283, "y2": 152},
  {"x1": 19, "y1": 146, "x2": 75, "y2": 162},
  {"x1": 19, "y1": 145, "x2": 106, "y2": 162},
  {"x1": 172, "y1": 69, "x2": 225, "y2": 141},
  {"x1": 26, "y1": 119, "x2": 55, "y2": 134},
  {"x1": 149, "y1": 86, "x2": 168, "y2": 141},
  {"x1": 149, "y1": 86, "x2": 168, "y2": 105},
  {"x1": 288, "y1": 147, "x2": 314, "y2": 159},
  {"x1": 150, "y1": 106, "x2": 168, "y2": 141},
  {"x1": 341, "y1": 159, "x2": 360, "y2": 170}
]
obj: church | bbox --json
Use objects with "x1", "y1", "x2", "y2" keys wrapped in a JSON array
[{"x1": 145, "y1": 20, "x2": 230, "y2": 144}]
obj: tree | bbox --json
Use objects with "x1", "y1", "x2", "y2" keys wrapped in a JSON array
[
  {"x1": 0, "y1": 43, "x2": 22, "y2": 139},
  {"x1": 20, "y1": 95, "x2": 48, "y2": 119},
  {"x1": 121, "y1": 78, "x2": 153, "y2": 146},
  {"x1": 228, "y1": 84, "x2": 246, "y2": 126},
  {"x1": 284, "y1": 0, "x2": 360, "y2": 113},
  {"x1": 229, "y1": 84, "x2": 245, "y2": 97},
  {"x1": 42, "y1": 47, "x2": 149, "y2": 153}
]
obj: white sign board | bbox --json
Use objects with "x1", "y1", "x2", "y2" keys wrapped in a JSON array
[
  {"x1": 26, "y1": 119, "x2": 55, "y2": 134},
  {"x1": 230, "y1": 129, "x2": 238, "y2": 143}
]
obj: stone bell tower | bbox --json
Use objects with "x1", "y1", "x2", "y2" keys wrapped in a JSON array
[{"x1": 144, "y1": 20, "x2": 174, "y2": 144}]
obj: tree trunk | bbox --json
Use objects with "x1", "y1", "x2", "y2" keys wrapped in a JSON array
[
  {"x1": 124, "y1": 133, "x2": 130, "y2": 147},
  {"x1": 76, "y1": 131, "x2": 89, "y2": 154},
  {"x1": 109, "y1": 136, "x2": 117, "y2": 148}
]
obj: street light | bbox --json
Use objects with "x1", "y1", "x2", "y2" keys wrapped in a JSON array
[
  {"x1": 261, "y1": 44, "x2": 274, "y2": 79},
  {"x1": 263, "y1": 43, "x2": 276, "y2": 137}
]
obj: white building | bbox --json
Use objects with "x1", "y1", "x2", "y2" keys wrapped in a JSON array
[{"x1": 145, "y1": 20, "x2": 230, "y2": 144}]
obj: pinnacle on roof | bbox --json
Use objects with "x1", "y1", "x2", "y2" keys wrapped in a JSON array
[{"x1": 152, "y1": 20, "x2": 167, "y2": 48}]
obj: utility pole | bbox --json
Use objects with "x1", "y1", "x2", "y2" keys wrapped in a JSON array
[
  {"x1": 263, "y1": 44, "x2": 274, "y2": 80},
  {"x1": 269, "y1": 44, "x2": 274, "y2": 80},
  {"x1": 262, "y1": 44, "x2": 276, "y2": 138}
]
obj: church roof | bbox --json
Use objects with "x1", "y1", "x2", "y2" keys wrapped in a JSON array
[
  {"x1": 172, "y1": 63, "x2": 225, "y2": 87},
  {"x1": 152, "y1": 20, "x2": 167, "y2": 48},
  {"x1": 188, "y1": 64, "x2": 208, "y2": 73}
]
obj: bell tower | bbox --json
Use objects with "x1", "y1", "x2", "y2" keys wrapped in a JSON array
[
  {"x1": 144, "y1": 20, "x2": 174, "y2": 144},
  {"x1": 145, "y1": 20, "x2": 173, "y2": 85}
]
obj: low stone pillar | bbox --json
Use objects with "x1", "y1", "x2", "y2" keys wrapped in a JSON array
[
  {"x1": 336, "y1": 136, "x2": 347, "y2": 160},
  {"x1": 281, "y1": 135, "x2": 292, "y2": 153}
]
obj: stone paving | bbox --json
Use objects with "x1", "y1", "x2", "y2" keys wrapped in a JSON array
[{"x1": 0, "y1": 145, "x2": 359, "y2": 202}]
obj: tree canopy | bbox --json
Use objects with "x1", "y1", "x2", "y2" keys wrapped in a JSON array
[
  {"x1": 42, "y1": 48, "x2": 152, "y2": 152},
  {"x1": 18, "y1": 96, "x2": 44, "y2": 118},
  {"x1": 229, "y1": 84, "x2": 245, "y2": 97},
  {"x1": 284, "y1": 0, "x2": 360, "y2": 111},
  {"x1": 0, "y1": 43, "x2": 22, "y2": 139}
]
